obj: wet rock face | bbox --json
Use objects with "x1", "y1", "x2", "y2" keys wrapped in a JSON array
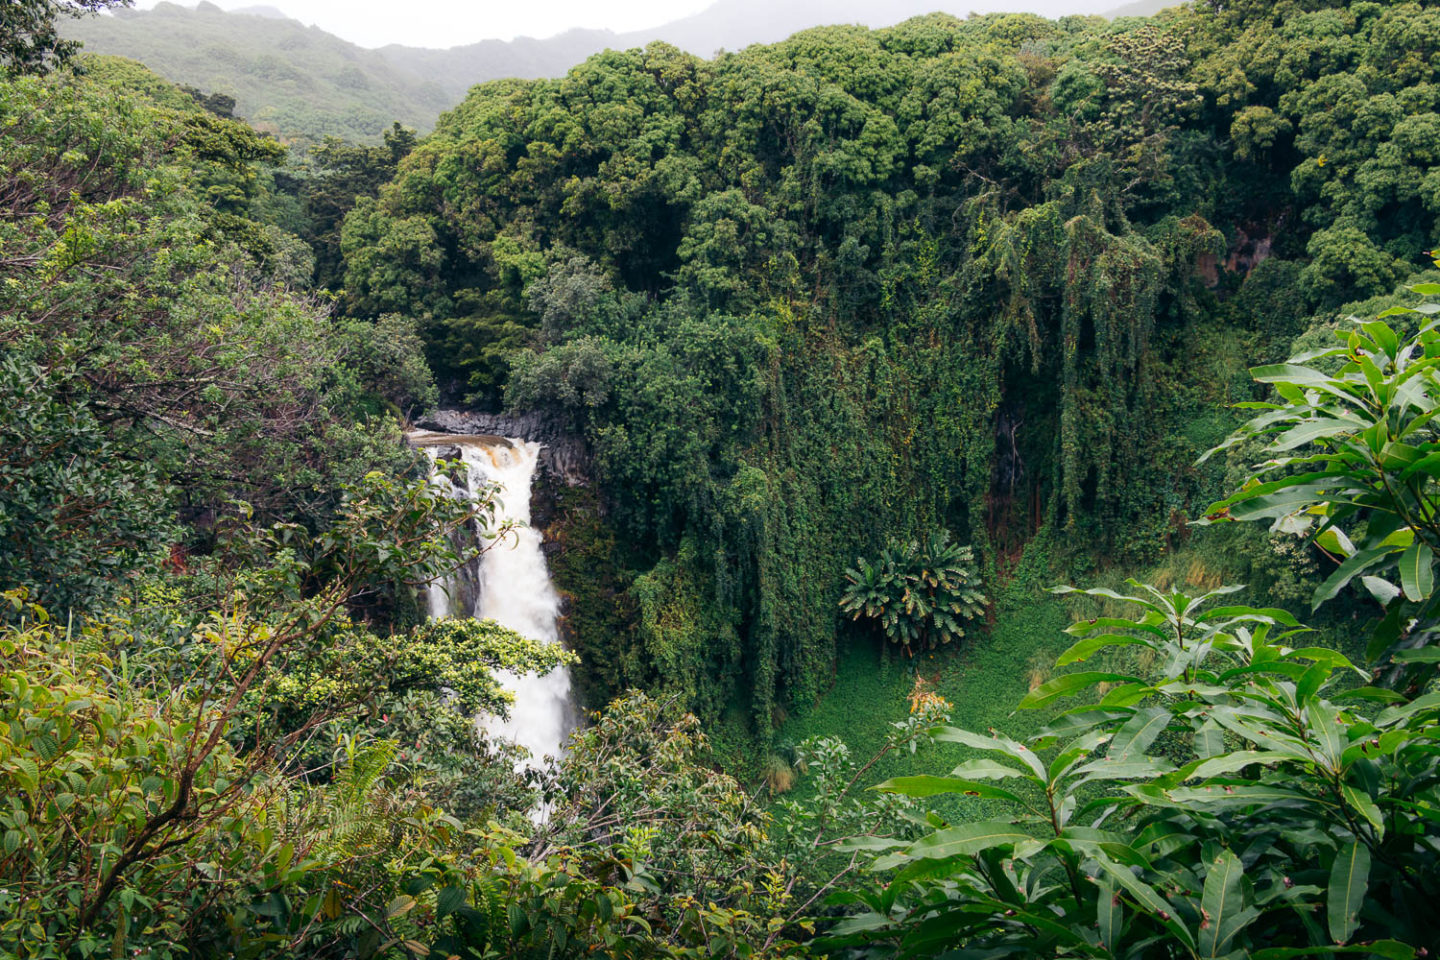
[
  {"x1": 414, "y1": 410, "x2": 595, "y2": 555},
  {"x1": 426, "y1": 442, "x2": 483, "y2": 617},
  {"x1": 417, "y1": 410, "x2": 590, "y2": 488}
]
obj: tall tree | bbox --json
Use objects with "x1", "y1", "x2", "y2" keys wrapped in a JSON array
[{"x1": 0, "y1": 0, "x2": 130, "y2": 75}]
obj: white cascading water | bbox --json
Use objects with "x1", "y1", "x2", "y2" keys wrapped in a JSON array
[{"x1": 411, "y1": 431, "x2": 574, "y2": 768}]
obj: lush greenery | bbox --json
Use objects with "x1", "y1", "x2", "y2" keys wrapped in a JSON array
[
  {"x1": 335, "y1": 0, "x2": 1440, "y2": 744},
  {"x1": 8, "y1": 0, "x2": 1440, "y2": 957},
  {"x1": 61, "y1": 3, "x2": 452, "y2": 147},
  {"x1": 839, "y1": 533, "x2": 987, "y2": 653},
  {"x1": 819, "y1": 292, "x2": 1440, "y2": 957}
]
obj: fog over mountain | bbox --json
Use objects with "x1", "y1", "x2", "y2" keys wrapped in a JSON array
[{"x1": 65, "y1": 0, "x2": 1178, "y2": 141}]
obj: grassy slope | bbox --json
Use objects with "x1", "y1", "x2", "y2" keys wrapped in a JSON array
[
  {"x1": 761, "y1": 536, "x2": 1074, "y2": 822},
  {"x1": 761, "y1": 516, "x2": 1360, "y2": 824}
]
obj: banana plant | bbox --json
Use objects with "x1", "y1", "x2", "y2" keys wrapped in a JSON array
[{"x1": 839, "y1": 532, "x2": 987, "y2": 654}]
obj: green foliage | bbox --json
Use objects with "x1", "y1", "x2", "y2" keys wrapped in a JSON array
[
  {"x1": 0, "y1": 66, "x2": 426, "y2": 562},
  {"x1": 338, "y1": 5, "x2": 1439, "y2": 737},
  {"x1": 820, "y1": 286, "x2": 1440, "y2": 957},
  {"x1": 61, "y1": 6, "x2": 451, "y2": 146},
  {"x1": 830, "y1": 580, "x2": 1438, "y2": 956},
  {"x1": 0, "y1": 355, "x2": 175, "y2": 611},
  {"x1": 1202, "y1": 285, "x2": 1440, "y2": 689},
  {"x1": 0, "y1": 596, "x2": 263, "y2": 959},
  {"x1": 298, "y1": 125, "x2": 417, "y2": 290},
  {"x1": 0, "y1": 0, "x2": 127, "y2": 76},
  {"x1": 19, "y1": 5, "x2": 1440, "y2": 958},
  {"x1": 840, "y1": 533, "x2": 987, "y2": 653},
  {"x1": 0, "y1": 464, "x2": 550, "y2": 957}
]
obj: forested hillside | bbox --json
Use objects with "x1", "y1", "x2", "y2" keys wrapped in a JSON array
[
  {"x1": 63, "y1": 0, "x2": 1151, "y2": 143},
  {"x1": 8, "y1": 0, "x2": 1440, "y2": 956},
  {"x1": 342, "y1": 1, "x2": 1440, "y2": 737},
  {"x1": 63, "y1": 1, "x2": 453, "y2": 144}
]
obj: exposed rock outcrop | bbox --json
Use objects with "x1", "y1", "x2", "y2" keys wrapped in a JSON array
[
  {"x1": 413, "y1": 411, "x2": 594, "y2": 561},
  {"x1": 416, "y1": 410, "x2": 590, "y2": 488}
]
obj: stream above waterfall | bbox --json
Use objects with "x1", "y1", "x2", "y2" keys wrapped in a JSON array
[{"x1": 410, "y1": 429, "x2": 576, "y2": 769}]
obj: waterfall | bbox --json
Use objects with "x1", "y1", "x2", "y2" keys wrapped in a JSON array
[{"x1": 411, "y1": 429, "x2": 575, "y2": 768}]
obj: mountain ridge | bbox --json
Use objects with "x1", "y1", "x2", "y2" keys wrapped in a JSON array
[{"x1": 66, "y1": 0, "x2": 1185, "y2": 141}]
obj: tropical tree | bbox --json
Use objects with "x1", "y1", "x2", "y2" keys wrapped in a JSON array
[
  {"x1": 0, "y1": 0, "x2": 128, "y2": 75},
  {"x1": 1201, "y1": 278, "x2": 1440, "y2": 691},
  {"x1": 828, "y1": 580, "x2": 1435, "y2": 956},
  {"x1": 840, "y1": 533, "x2": 987, "y2": 654},
  {"x1": 825, "y1": 294, "x2": 1440, "y2": 956}
]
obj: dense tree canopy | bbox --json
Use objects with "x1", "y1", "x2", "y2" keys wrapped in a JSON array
[
  {"x1": 337, "y1": 0, "x2": 1440, "y2": 736},
  {"x1": 9, "y1": 1, "x2": 1440, "y2": 957},
  {"x1": 0, "y1": 0, "x2": 128, "y2": 75}
]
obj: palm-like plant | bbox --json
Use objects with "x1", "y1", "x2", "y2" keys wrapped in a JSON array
[{"x1": 840, "y1": 532, "x2": 986, "y2": 654}]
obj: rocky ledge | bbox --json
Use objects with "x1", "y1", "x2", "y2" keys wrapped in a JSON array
[{"x1": 415, "y1": 409, "x2": 590, "y2": 488}]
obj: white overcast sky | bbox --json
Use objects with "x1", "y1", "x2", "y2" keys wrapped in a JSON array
[{"x1": 135, "y1": 0, "x2": 718, "y2": 48}]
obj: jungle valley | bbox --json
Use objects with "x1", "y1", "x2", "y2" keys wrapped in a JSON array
[{"x1": 5, "y1": 0, "x2": 1440, "y2": 956}]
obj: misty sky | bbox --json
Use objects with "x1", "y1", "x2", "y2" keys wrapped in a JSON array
[
  {"x1": 131, "y1": 0, "x2": 1104, "y2": 50},
  {"x1": 134, "y1": 0, "x2": 715, "y2": 47}
]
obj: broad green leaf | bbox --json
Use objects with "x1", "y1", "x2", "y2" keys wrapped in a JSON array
[
  {"x1": 1199, "y1": 848, "x2": 1250, "y2": 957},
  {"x1": 1331, "y1": 686, "x2": 1408, "y2": 704},
  {"x1": 949, "y1": 758, "x2": 1030, "y2": 781},
  {"x1": 1038, "y1": 706, "x2": 1131, "y2": 740},
  {"x1": 1252, "y1": 362, "x2": 1340, "y2": 384},
  {"x1": 1106, "y1": 707, "x2": 1171, "y2": 763},
  {"x1": 1050, "y1": 585, "x2": 1156, "y2": 609},
  {"x1": 1097, "y1": 879, "x2": 1121, "y2": 951},
  {"x1": 1367, "y1": 604, "x2": 1408, "y2": 662},
  {"x1": 1399, "y1": 540, "x2": 1434, "y2": 602},
  {"x1": 1093, "y1": 855, "x2": 1195, "y2": 950},
  {"x1": 1073, "y1": 758, "x2": 1176, "y2": 782},
  {"x1": 1165, "y1": 784, "x2": 1310, "y2": 807},
  {"x1": 1064, "y1": 616, "x2": 1169, "y2": 639},
  {"x1": 1308, "y1": 700, "x2": 1346, "y2": 770},
  {"x1": 1232, "y1": 487, "x2": 1344, "y2": 522},
  {"x1": 874, "y1": 776, "x2": 1023, "y2": 803},
  {"x1": 1315, "y1": 526, "x2": 1356, "y2": 557},
  {"x1": 1327, "y1": 841, "x2": 1370, "y2": 945},
  {"x1": 1194, "y1": 720, "x2": 1226, "y2": 759},
  {"x1": 1100, "y1": 682, "x2": 1157, "y2": 707},
  {"x1": 1196, "y1": 605, "x2": 1302, "y2": 626},
  {"x1": 1363, "y1": 320, "x2": 1399, "y2": 359},
  {"x1": 435, "y1": 886, "x2": 466, "y2": 918},
  {"x1": 1360, "y1": 576, "x2": 1400, "y2": 605},
  {"x1": 1393, "y1": 647, "x2": 1440, "y2": 662},
  {"x1": 1018, "y1": 672, "x2": 1143, "y2": 709},
  {"x1": 1296, "y1": 661, "x2": 1333, "y2": 706},
  {"x1": 1376, "y1": 690, "x2": 1440, "y2": 725},
  {"x1": 905, "y1": 822, "x2": 1035, "y2": 859},
  {"x1": 1313, "y1": 548, "x2": 1393, "y2": 610},
  {"x1": 1400, "y1": 451, "x2": 1440, "y2": 479},
  {"x1": 930, "y1": 727, "x2": 1047, "y2": 781},
  {"x1": 1189, "y1": 751, "x2": 1292, "y2": 780},
  {"x1": 1056, "y1": 632, "x2": 1150, "y2": 665},
  {"x1": 1274, "y1": 418, "x2": 1362, "y2": 451},
  {"x1": 1341, "y1": 784, "x2": 1384, "y2": 837}
]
